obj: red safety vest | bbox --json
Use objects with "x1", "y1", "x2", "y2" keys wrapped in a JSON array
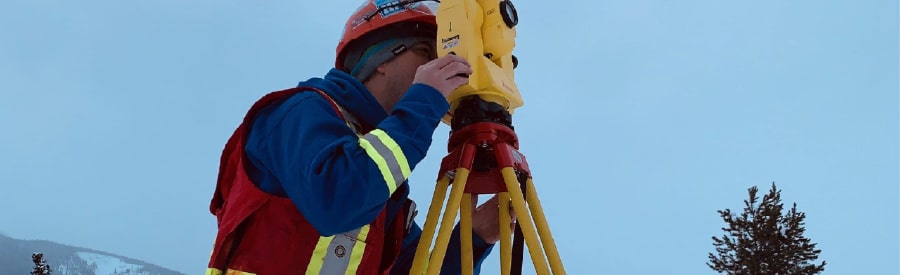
[{"x1": 207, "y1": 87, "x2": 411, "y2": 275}]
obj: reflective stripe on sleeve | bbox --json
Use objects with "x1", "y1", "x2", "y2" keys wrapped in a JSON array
[
  {"x1": 359, "y1": 129, "x2": 411, "y2": 194},
  {"x1": 305, "y1": 225, "x2": 371, "y2": 275}
]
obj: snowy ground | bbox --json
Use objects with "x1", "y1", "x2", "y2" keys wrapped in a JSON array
[{"x1": 75, "y1": 252, "x2": 150, "y2": 275}]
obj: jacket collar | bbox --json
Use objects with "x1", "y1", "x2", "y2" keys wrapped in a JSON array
[{"x1": 298, "y1": 68, "x2": 388, "y2": 128}]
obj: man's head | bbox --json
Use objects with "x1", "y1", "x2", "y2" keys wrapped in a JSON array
[
  {"x1": 336, "y1": 0, "x2": 439, "y2": 111},
  {"x1": 336, "y1": 0, "x2": 438, "y2": 75}
]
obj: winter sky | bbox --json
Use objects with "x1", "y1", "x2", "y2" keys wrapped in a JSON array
[{"x1": 1, "y1": 0, "x2": 897, "y2": 274}]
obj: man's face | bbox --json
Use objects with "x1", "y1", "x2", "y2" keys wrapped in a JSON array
[{"x1": 380, "y1": 41, "x2": 437, "y2": 111}]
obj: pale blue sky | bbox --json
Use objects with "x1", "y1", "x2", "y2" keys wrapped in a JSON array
[{"x1": 1, "y1": 1, "x2": 897, "y2": 274}]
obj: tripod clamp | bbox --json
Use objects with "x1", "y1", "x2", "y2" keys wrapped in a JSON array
[{"x1": 441, "y1": 96, "x2": 530, "y2": 195}]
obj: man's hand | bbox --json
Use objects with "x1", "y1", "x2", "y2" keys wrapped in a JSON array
[
  {"x1": 471, "y1": 194, "x2": 517, "y2": 244},
  {"x1": 413, "y1": 54, "x2": 472, "y2": 98}
]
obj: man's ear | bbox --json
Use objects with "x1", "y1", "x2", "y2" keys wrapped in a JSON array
[
  {"x1": 363, "y1": 63, "x2": 389, "y2": 86},
  {"x1": 375, "y1": 62, "x2": 389, "y2": 75}
]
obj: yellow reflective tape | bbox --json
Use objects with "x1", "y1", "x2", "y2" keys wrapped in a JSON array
[
  {"x1": 206, "y1": 268, "x2": 255, "y2": 275},
  {"x1": 359, "y1": 138, "x2": 399, "y2": 194},
  {"x1": 369, "y1": 129, "x2": 411, "y2": 178},
  {"x1": 343, "y1": 225, "x2": 371, "y2": 275},
  {"x1": 306, "y1": 235, "x2": 336, "y2": 275}
]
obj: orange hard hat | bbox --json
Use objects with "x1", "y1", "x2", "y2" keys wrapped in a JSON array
[{"x1": 336, "y1": 0, "x2": 439, "y2": 71}]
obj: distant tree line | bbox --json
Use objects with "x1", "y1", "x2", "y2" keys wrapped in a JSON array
[{"x1": 26, "y1": 183, "x2": 826, "y2": 275}]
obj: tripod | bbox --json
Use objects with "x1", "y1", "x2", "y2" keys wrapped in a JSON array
[{"x1": 408, "y1": 97, "x2": 565, "y2": 275}]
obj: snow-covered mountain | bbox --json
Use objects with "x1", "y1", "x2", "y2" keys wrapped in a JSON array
[{"x1": 0, "y1": 234, "x2": 184, "y2": 275}]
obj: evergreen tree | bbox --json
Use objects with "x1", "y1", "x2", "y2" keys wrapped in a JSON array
[
  {"x1": 31, "y1": 252, "x2": 51, "y2": 275},
  {"x1": 708, "y1": 182, "x2": 826, "y2": 275}
]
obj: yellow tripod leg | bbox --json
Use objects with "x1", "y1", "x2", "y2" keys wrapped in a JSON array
[
  {"x1": 526, "y1": 178, "x2": 566, "y2": 274},
  {"x1": 410, "y1": 175, "x2": 452, "y2": 275},
  {"x1": 501, "y1": 168, "x2": 551, "y2": 274},
  {"x1": 499, "y1": 192, "x2": 512, "y2": 275},
  {"x1": 425, "y1": 168, "x2": 471, "y2": 275},
  {"x1": 460, "y1": 193, "x2": 474, "y2": 275}
]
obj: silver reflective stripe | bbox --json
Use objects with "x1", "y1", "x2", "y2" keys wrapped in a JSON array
[
  {"x1": 318, "y1": 228, "x2": 362, "y2": 274},
  {"x1": 361, "y1": 133, "x2": 406, "y2": 187}
]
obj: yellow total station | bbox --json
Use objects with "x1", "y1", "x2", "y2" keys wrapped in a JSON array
[
  {"x1": 436, "y1": 0, "x2": 523, "y2": 124},
  {"x1": 410, "y1": 1, "x2": 567, "y2": 274}
]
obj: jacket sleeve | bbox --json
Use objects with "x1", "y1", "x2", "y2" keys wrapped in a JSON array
[
  {"x1": 244, "y1": 84, "x2": 449, "y2": 236},
  {"x1": 389, "y1": 221, "x2": 495, "y2": 275}
]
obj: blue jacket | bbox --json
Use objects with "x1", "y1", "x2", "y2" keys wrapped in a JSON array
[{"x1": 242, "y1": 68, "x2": 493, "y2": 274}]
